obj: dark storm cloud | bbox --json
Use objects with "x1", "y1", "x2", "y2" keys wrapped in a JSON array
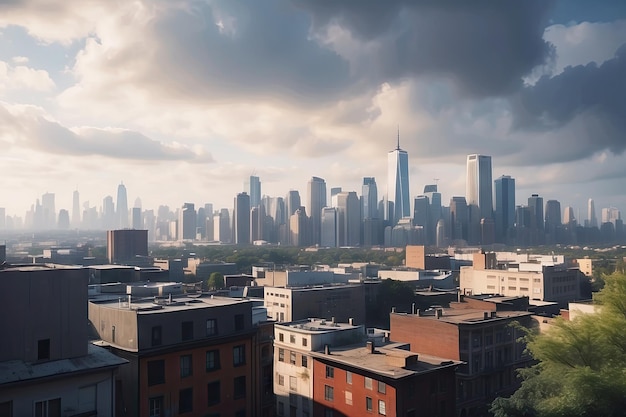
[
  {"x1": 292, "y1": 0, "x2": 556, "y2": 97},
  {"x1": 513, "y1": 43, "x2": 626, "y2": 156}
]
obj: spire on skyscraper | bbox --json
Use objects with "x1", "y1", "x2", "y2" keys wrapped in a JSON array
[{"x1": 396, "y1": 125, "x2": 400, "y2": 150}]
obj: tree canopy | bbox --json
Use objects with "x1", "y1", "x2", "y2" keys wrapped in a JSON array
[
  {"x1": 207, "y1": 272, "x2": 225, "y2": 290},
  {"x1": 491, "y1": 272, "x2": 626, "y2": 417}
]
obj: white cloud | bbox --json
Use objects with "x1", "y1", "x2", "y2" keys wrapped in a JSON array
[{"x1": 0, "y1": 60, "x2": 55, "y2": 91}]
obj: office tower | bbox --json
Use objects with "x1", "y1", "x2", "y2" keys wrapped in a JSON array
[
  {"x1": 362, "y1": 177, "x2": 378, "y2": 220},
  {"x1": 528, "y1": 194, "x2": 544, "y2": 245},
  {"x1": 234, "y1": 193, "x2": 251, "y2": 245},
  {"x1": 143, "y1": 209, "x2": 156, "y2": 242},
  {"x1": 116, "y1": 182, "x2": 129, "y2": 229},
  {"x1": 321, "y1": 207, "x2": 337, "y2": 247},
  {"x1": 178, "y1": 203, "x2": 196, "y2": 241},
  {"x1": 0, "y1": 207, "x2": 5, "y2": 229},
  {"x1": 587, "y1": 199, "x2": 598, "y2": 228},
  {"x1": 449, "y1": 197, "x2": 468, "y2": 242},
  {"x1": 203, "y1": 204, "x2": 214, "y2": 241},
  {"x1": 285, "y1": 190, "x2": 301, "y2": 218},
  {"x1": 71, "y1": 189, "x2": 80, "y2": 227},
  {"x1": 336, "y1": 191, "x2": 360, "y2": 246},
  {"x1": 57, "y1": 209, "x2": 70, "y2": 229},
  {"x1": 101, "y1": 196, "x2": 115, "y2": 230},
  {"x1": 544, "y1": 200, "x2": 561, "y2": 230},
  {"x1": 465, "y1": 154, "x2": 493, "y2": 221},
  {"x1": 494, "y1": 175, "x2": 515, "y2": 243},
  {"x1": 330, "y1": 187, "x2": 342, "y2": 207},
  {"x1": 245, "y1": 175, "x2": 261, "y2": 208},
  {"x1": 387, "y1": 130, "x2": 410, "y2": 225},
  {"x1": 413, "y1": 195, "x2": 430, "y2": 242},
  {"x1": 132, "y1": 207, "x2": 142, "y2": 229},
  {"x1": 602, "y1": 207, "x2": 621, "y2": 225},
  {"x1": 307, "y1": 176, "x2": 327, "y2": 246},
  {"x1": 289, "y1": 206, "x2": 309, "y2": 246},
  {"x1": 424, "y1": 184, "x2": 442, "y2": 244},
  {"x1": 107, "y1": 229, "x2": 148, "y2": 264},
  {"x1": 250, "y1": 205, "x2": 265, "y2": 242},
  {"x1": 214, "y1": 208, "x2": 232, "y2": 243},
  {"x1": 436, "y1": 218, "x2": 446, "y2": 247},
  {"x1": 563, "y1": 206, "x2": 576, "y2": 225},
  {"x1": 41, "y1": 192, "x2": 55, "y2": 229}
]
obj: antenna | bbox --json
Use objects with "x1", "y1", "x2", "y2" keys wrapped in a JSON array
[
  {"x1": 433, "y1": 178, "x2": 440, "y2": 185},
  {"x1": 396, "y1": 125, "x2": 400, "y2": 150}
]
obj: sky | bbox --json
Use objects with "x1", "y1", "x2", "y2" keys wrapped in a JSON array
[{"x1": 0, "y1": 0, "x2": 625, "y2": 220}]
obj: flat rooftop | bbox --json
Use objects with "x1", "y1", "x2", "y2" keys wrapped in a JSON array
[
  {"x1": 0, "y1": 344, "x2": 127, "y2": 386},
  {"x1": 395, "y1": 308, "x2": 532, "y2": 325},
  {"x1": 91, "y1": 294, "x2": 249, "y2": 314},
  {"x1": 277, "y1": 318, "x2": 361, "y2": 333},
  {"x1": 310, "y1": 341, "x2": 461, "y2": 379}
]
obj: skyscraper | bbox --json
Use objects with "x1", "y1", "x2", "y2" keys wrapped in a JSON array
[
  {"x1": 116, "y1": 182, "x2": 129, "y2": 229},
  {"x1": 494, "y1": 175, "x2": 515, "y2": 243},
  {"x1": 72, "y1": 189, "x2": 80, "y2": 227},
  {"x1": 544, "y1": 199, "x2": 561, "y2": 243},
  {"x1": 307, "y1": 176, "x2": 327, "y2": 246},
  {"x1": 449, "y1": 196, "x2": 469, "y2": 242},
  {"x1": 413, "y1": 195, "x2": 430, "y2": 241},
  {"x1": 466, "y1": 154, "x2": 493, "y2": 221},
  {"x1": 246, "y1": 175, "x2": 261, "y2": 208},
  {"x1": 387, "y1": 129, "x2": 410, "y2": 225},
  {"x1": 528, "y1": 194, "x2": 544, "y2": 245},
  {"x1": 362, "y1": 177, "x2": 378, "y2": 220},
  {"x1": 102, "y1": 196, "x2": 115, "y2": 230},
  {"x1": 587, "y1": 198, "x2": 598, "y2": 228},
  {"x1": 336, "y1": 191, "x2": 361, "y2": 247},
  {"x1": 178, "y1": 203, "x2": 196, "y2": 241},
  {"x1": 321, "y1": 207, "x2": 337, "y2": 247},
  {"x1": 234, "y1": 193, "x2": 251, "y2": 245},
  {"x1": 41, "y1": 192, "x2": 55, "y2": 229}
]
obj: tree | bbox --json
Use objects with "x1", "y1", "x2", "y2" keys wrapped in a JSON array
[
  {"x1": 491, "y1": 272, "x2": 626, "y2": 417},
  {"x1": 207, "y1": 272, "x2": 225, "y2": 290}
]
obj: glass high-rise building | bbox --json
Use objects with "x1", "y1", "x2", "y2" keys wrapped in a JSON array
[
  {"x1": 362, "y1": 177, "x2": 378, "y2": 220},
  {"x1": 246, "y1": 175, "x2": 261, "y2": 208},
  {"x1": 234, "y1": 193, "x2": 251, "y2": 245},
  {"x1": 387, "y1": 131, "x2": 410, "y2": 225},
  {"x1": 116, "y1": 182, "x2": 129, "y2": 229},
  {"x1": 494, "y1": 175, "x2": 515, "y2": 243},
  {"x1": 466, "y1": 154, "x2": 493, "y2": 221},
  {"x1": 587, "y1": 198, "x2": 598, "y2": 228},
  {"x1": 307, "y1": 176, "x2": 327, "y2": 245}
]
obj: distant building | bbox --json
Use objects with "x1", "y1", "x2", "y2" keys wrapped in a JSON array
[
  {"x1": 307, "y1": 176, "x2": 327, "y2": 246},
  {"x1": 387, "y1": 130, "x2": 410, "y2": 225},
  {"x1": 107, "y1": 229, "x2": 149, "y2": 264},
  {"x1": 494, "y1": 175, "x2": 515, "y2": 243},
  {"x1": 0, "y1": 265, "x2": 126, "y2": 417},
  {"x1": 234, "y1": 193, "x2": 251, "y2": 245},
  {"x1": 178, "y1": 202, "x2": 196, "y2": 241}
]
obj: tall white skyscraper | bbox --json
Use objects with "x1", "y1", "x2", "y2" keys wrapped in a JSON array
[
  {"x1": 116, "y1": 182, "x2": 129, "y2": 229},
  {"x1": 307, "y1": 176, "x2": 327, "y2": 245},
  {"x1": 587, "y1": 198, "x2": 598, "y2": 228},
  {"x1": 386, "y1": 130, "x2": 410, "y2": 225},
  {"x1": 72, "y1": 189, "x2": 80, "y2": 227},
  {"x1": 466, "y1": 154, "x2": 493, "y2": 221}
]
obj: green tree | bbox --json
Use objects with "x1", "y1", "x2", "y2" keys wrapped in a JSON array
[
  {"x1": 491, "y1": 272, "x2": 626, "y2": 417},
  {"x1": 207, "y1": 272, "x2": 225, "y2": 290}
]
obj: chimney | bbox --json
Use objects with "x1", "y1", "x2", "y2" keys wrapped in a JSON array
[
  {"x1": 324, "y1": 344, "x2": 331, "y2": 355},
  {"x1": 128, "y1": 294, "x2": 131, "y2": 309},
  {"x1": 366, "y1": 340, "x2": 375, "y2": 354},
  {"x1": 391, "y1": 306, "x2": 396, "y2": 313},
  {"x1": 331, "y1": 316, "x2": 335, "y2": 324},
  {"x1": 436, "y1": 309, "x2": 442, "y2": 319},
  {"x1": 348, "y1": 317, "x2": 354, "y2": 326},
  {"x1": 412, "y1": 303, "x2": 416, "y2": 315}
]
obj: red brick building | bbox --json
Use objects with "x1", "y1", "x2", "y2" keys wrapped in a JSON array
[
  {"x1": 310, "y1": 341, "x2": 459, "y2": 417},
  {"x1": 390, "y1": 300, "x2": 533, "y2": 417}
]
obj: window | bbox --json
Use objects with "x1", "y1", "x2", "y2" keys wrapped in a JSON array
[
  {"x1": 277, "y1": 402, "x2": 285, "y2": 417},
  {"x1": 206, "y1": 319, "x2": 217, "y2": 336},
  {"x1": 290, "y1": 351, "x2": 296, "y2": 365},
  {"x1": 301, "y1": 356, "x2": 308, "y2": 367},
  {"x1": 289, "y1": 393, "x2": 298, "y2": 406},
  {"x1": 180, "y1": 355, "x2": 192, "y2": 378},
  {"x1": 0, "y1": 401, "x2": 12, "y2": 417},
  {"x1": 366, "y1": 396, "x2": 373, "y2": 412},
  {"x1": 279, "y1": 333, "x2": 284, "y2": 342},
  {"x1": 378, "y1": 381, "x2": 386, "y2": 394},
  {"x1": 345, "y1": 391, "x2": 353, "y2": 405},
  {"x1": 234, "y1": 376, "x2": 246, "y2": 399},
  {"x1": 346, "y1": 371, "x2": 352, "y2": 384},
  {"x1": 148, "y1": 360, "x2": 165, "y2": 386},
  {"x1": 278, "y1": 348, "x2": 285, "y2": 362},
  {"x1": 290, "y1": 334, "x2": 296, "y2": 343},
  {"x1": 206, "y1": 350, "x2": 220, "y2": 372},
  {"x1": 278, "y1": 374, "x2": 285, "y2": 386},
  {"x1": 289, "y1": 376, "x2": 297, "y2": 391},
  {"x1": 207, "y1": 381, "x2": 220, "y2": 406},
  {"x1": 148, "y1": 396, "x2": 163, "y2": 417},
  {"x1": 34, "y1": 398, "x2": 60, "y2": 417},
  {"x1": 365, "y1": 377, "x2": 372, "y2": 390},
  {"x1": 37, "y1": 339, "x2": 50, "y2": 361},
  {"x1": 324, "y1": 385, "x2": 334, "y2": 401},
  {"x1": 179, "y1": 388, "x2": 193, "y2": 414},
  {"x1": 302, "y1": 337, "x2": 308, "y2": 347},
  {"x1": 378, "y1": 400, "x2": 386, "y2": 415},
  {"x1": 325, "y1": 365, "x2": 334, "y2": 378},
  {"x1": 233, "y1": 345, "x2": 246, "y2": 366},
  {"x1": 152, "y1": 326, "x2": 162, "y2": 346},
  {"x1": 235, "y1": 314, "x2": 244, "y2": 331},
  {"x1": 182, "y1": 321, "x2": 194, "y2": 341}
]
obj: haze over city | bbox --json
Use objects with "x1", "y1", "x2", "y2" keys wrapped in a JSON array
[{"x1": 0, "y1": 0, "x2": 625, "y2": 218}]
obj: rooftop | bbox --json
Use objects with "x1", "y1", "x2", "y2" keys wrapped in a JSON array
[
  {"x1": 0, "y1": 344, "x2": 127, "y2": 386},
  {"x1": 310, "y1": 341, "x2": 460, "y2": 379},
  {"x1": 277, "y1": 318, "x2": 361, "y2": 333},
  {"x1": 90, "y1": 294, "x2": 250, "y2": 314},
  {"x1": 394, "y1": 308, "x2": 532, "y2": 325}
]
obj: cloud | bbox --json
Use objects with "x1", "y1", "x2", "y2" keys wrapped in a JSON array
[
  {"x1": 0, "y1": 60, "x2": 55, "y2": 91},
  {"x1": 512, "y1": 44, "x2": 626, "y2": 157},
  {"x1": 0, "y1": 102, "x2": 213, "y2": 162}
]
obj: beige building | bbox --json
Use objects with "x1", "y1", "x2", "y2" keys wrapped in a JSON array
[
  {"x1": 575, "y1": 258, "x2": 594, "y2": 277},
  {"x1": 460, "y1": 252, "x2": 582, "y2": 307}
]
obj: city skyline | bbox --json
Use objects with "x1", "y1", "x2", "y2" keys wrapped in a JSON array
[{"x1": 0, "y1": 1, "x2": 625, "y2": 217}]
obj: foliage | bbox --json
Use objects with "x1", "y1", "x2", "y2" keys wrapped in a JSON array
[
  {"x1": 491, "y1": 272, "x2": 626, "y2": 417},
  {"x1": 207, "y1": 272, "x2": 225, "y2": 290},
  {"x1": 366, "y1": 279, "x2": 415, "y2": 328}
]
